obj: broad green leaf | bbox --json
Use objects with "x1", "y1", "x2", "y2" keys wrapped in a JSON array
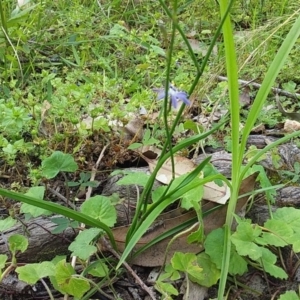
[
  {"x1": 171, "y1": 252, "x2": 202, "y2": 274},
  {"x1": 68, "y1": 228, "x2": 101, "y2": 260},
  {"x1": 55, "y1": 260, "x2": 90, "y2": 298},
  {"x1": 80, "y1": 196, "x2": 116, "y2": 227},
  {"x1": 204, "y1": 228, "x2": 224, "y2": 269},
  {"x1": 289, "y1": 232, "x2": 300, "y2": 252},
  {"x1": 282, "y1": 81, "x2": 297, "y2": 93},
  {"x1": 21, "y1": 186, "x2": 52, "y2": 218},
  {"x1": 87, "y1": 261, "x2": 109, "y2": 278},
  {"x1": 117, "y1": 172, "x2": 150, "y2": 187},
  {"x1": 229, "y1": 250, "x2": 248, "y2": 276},
  {"x1": 71, "y1": 228, "x2": 101, "y2": 244},
  {"x1": 187, "y1": 228, "x2": 203, "y2": 244},
  {"x1": 155, "y1": 281, "x2": 178, "y2": 298},
  {"x1": 0, "y1": 216, "x2": 17, "y2": 232},
  {"x1": 259, "y1": 248, "x2": 287, "y2": 279},
  {"x1": 16, "y1": 261, "x2": 55, "y2": 284},
  {"x1": 189, "y1": 252, "x2": 220, "y2": 287},
  {"x1": 81, "y1": 181, "x2": 99, "y2": 188},
  {"x1": 204, "y1": 228, "x2": 247, "y2": 276},
  {"x1": 231, "y1": 222, "x2": 262, "y2": 261},
  {"x1": 152, "y1": 185, "x2": 167, "y2": 203},
  {"x1": 258, "y1": 219, "x2": 293, "y2": 247},
  {"x1": 159, "y1": 264, "x2": 181, "y2": 281},
  {"x1": 278, "y1": 291, "x2": 300, "y2": 300},
  {"x1": 183, "y1": 119, "x2": 203, "y2": 133},
  {"x1": 273, "y1": 207, "x2": 300, "y2": 231},
  {"x1": 8, "y1": 234, "x2": 28, "y2": 253},
  {"x1": 127, "y1": 143, "x2": 143, "y2": 150},
  {"x1": 181, "y1": 180, "x2": 203, "y2": 210},
  {"x1": 231, "y1": 238, "x2": 262, "y2": 261},
  {"x1": 51, "y1": 217, "x2": 79, "y2": 234},
  {"x1": 41, "y1": 151, "x2": 78, "y2": 179},
  {"x1": 0, "y1": 255, "x2": 8, "y2": 270}
]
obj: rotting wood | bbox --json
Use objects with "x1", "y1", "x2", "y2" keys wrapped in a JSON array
[{"x1": 0, "y1": 216, "x2": 77, "y2": 263}]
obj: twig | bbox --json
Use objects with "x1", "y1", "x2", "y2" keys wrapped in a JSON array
[
  {"x1": 40, "y1": 278, "x2": 55, "y2": 300},
  {"x1": 217, "y1": 75, "x2": 300, "y2": 99},
  {"x1": 61, "y1": 172, "x2": 71, "y2": 205},
  {"x1": 47, "y1": 186, "x2": 76, "y2": 210},
  {"x1": 86, "y1": 143, "x2": 109, "y2": 199},
  {"x1": 100, "y1": 236, "x2": 157, "y2": 300}
]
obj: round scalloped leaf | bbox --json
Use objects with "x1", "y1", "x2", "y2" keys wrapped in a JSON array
[{"x1": 80, "y1": 196, "x2": 116, "y2": 227}]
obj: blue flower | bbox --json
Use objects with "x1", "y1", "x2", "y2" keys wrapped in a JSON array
[{"x1": 157, "y1": 84, "x2": 191, "y2": 108}]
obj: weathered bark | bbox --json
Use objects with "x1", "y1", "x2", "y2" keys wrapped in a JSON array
[{"x1": 0, "y1": 216, "x2": 77, "y2": 263}]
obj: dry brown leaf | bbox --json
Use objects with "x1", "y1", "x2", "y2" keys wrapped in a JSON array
[
  {"x1": 39, "y1": 100, "x2": 53, "y2": 136},
  {"x1": 111, "y1": 173, "x2": 258, "y2": 267},
  {"x1": 124, "y1": 116, "x2": 144, "y2": 139},
  {"x1": 239, "y1": 87, "x2": 251, "y2": 107},
  {"x1": 251, "y1": 123, "x2": 265, "y2": 133},
  {"x1": 203, "y1": 181, "x2": 230, "y2": 204},
  {"x1": 284, "y1": 119, "x2": 300, "y2": 132},
  {"x1": 145, "y1": 156, "x2": 230, "y2": 204},
  {"x1": 147, "y1": 156, "x2": 196, "y2": 185},
  {"x1": 112, "y1": 209, "x2": 200, "y2": 267}
]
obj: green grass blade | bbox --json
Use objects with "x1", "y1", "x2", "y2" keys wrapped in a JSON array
[
  {"x1": 0, "y1": 188, "x2": 116, "y2": 249},
  {"x1": 239, "y1": 13, "x2": 300, "y2": 168},
  {"x1": 218, "y1": 0, "x2": 242, "y2": 298}
]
